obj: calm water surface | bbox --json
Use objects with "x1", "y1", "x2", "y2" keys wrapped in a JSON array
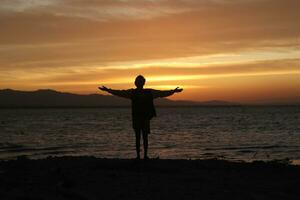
[{"x1": 0, "y1": 106, "x2": 300, "y2": 161}]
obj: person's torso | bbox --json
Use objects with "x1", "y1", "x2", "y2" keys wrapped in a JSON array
[{"x1": 131, "y1": 89, "x2": 156, "y2": 120}]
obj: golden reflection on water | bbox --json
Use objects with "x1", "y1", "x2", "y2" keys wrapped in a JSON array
[{"x1": 292, "y1": 160, "x2": 300, "y2": 165}]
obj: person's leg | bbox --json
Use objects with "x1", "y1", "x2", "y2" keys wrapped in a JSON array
[
  {"x1": 142, "y1": 131, "x2": 148, "y2": 159},
  {"x1": 142, "y1": 120, "x2": 150, "y2": 159},
  {"x1": 134, "y1": 128, "x2": 141, "y2": 159}
]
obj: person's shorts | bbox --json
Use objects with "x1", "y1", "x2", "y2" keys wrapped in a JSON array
[{"x1": 133, "y1": 119, "x2": 150, "y2": 134}]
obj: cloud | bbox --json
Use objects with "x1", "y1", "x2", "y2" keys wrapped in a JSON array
[
  {"x1": 3, "y1": 58, "x2": 299, "y2": 85},
  {"x1": 0, "y1": 0, "x2": 299, "y2": 70},
  {"x1": 0, "y1": 0, "x2": 299, "y2": 102},
  {"x1": 0, "y1": 0, "x2": 190, "y2": 21},
  {"x1": 1, "y1": 0, "x2": 299, "y2": 24},
  {"x1": 0, "y1": 0, "x2": 57, "y2": 12}
]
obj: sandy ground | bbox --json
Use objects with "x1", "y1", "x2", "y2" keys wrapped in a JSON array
[{"x1": 0, "y1": 156, "x2": 300, "y2": 200}]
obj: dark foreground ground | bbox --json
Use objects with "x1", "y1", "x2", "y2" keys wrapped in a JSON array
[{"x1": 0, "y1": 157, "x2": 300, "y2": 200}]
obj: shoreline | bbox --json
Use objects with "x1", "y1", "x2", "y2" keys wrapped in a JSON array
[
  {"x1": 1, "y1": 156, "x2": 300, "y2": 200},
  {"x1": 1, "y1": 155, "x2": 300, "y2": 165}
]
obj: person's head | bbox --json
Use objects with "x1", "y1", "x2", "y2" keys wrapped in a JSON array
[{"x1": 135, "y1": 75, "x2": 145, "y2": 89}]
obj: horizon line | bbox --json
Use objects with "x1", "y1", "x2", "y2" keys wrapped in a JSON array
[{"x1": 1, "y1": 88, "x2": 300, "y2": 106}]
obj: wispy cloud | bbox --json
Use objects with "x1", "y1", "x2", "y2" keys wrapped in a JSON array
[
  {"x1": 0, "y1": 0, "x2": 191, "y2": 21},
  {"x1": 0, "y1": 0, "x2": 57, "y2": 12}
]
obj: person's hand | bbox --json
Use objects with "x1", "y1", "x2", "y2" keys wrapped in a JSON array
[
  {"x1": 98, "y1": 86, "x2": 109, "y2": 92},
  {"x1": 174, "y1": 87, "x2": 183, "y2": 93}
]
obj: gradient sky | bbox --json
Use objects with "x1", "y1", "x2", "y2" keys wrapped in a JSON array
[{"x1": 0, "y1": 0, "x2": 300, "y2": 103}]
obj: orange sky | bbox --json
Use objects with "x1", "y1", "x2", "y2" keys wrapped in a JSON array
[{"x1": 0, "y1": 0, "x2": 300, "y2": 103}]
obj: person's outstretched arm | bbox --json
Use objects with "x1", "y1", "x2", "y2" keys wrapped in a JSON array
[
  {"x1": 151, "y1": 87, "x2": 183, "y2": 98},
  {"x1": 98, "y1": 86, "x2": 132, "y2": 99}
]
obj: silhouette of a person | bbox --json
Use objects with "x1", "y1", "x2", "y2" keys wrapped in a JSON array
[{"x1": 99, "y1": 75, "x2": 183, "y2": 159}]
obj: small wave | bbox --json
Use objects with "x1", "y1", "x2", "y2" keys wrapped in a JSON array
[
  {"x1": 204, "y1": 145, "x2": 300, "y2": 151},
  {"x1": 32, "y1": 150, "x2": 77, "y2": 156},
  {"x1": 0, "y1": 142, "x2": 25, "y2": 150},
  {"x1": 0, "y1": 145, "x2": 72, "y2": 153},
  {"x1": 0, "y1": 141, "x2": 93, "y2": 153},
  {"x1": 237, "y1": 150, "x2": 255, "y2": 153}
]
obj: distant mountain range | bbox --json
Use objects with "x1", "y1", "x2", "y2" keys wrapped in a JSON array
[{"x1": 0, "y1": 89, "x2": 236, "y2": 108}]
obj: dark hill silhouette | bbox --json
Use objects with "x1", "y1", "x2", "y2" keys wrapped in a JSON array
[{"x1": 0, "y1": 89, "x2": 236, "y2": 108}]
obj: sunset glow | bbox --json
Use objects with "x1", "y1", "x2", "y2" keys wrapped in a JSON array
[{"x1": 1, "y1": 0, "x2": 300, "y2": 103}]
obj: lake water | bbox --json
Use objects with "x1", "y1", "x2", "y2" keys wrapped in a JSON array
[{"x1": 0, "y1": 106, "x2": 300, "y2": 162}]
